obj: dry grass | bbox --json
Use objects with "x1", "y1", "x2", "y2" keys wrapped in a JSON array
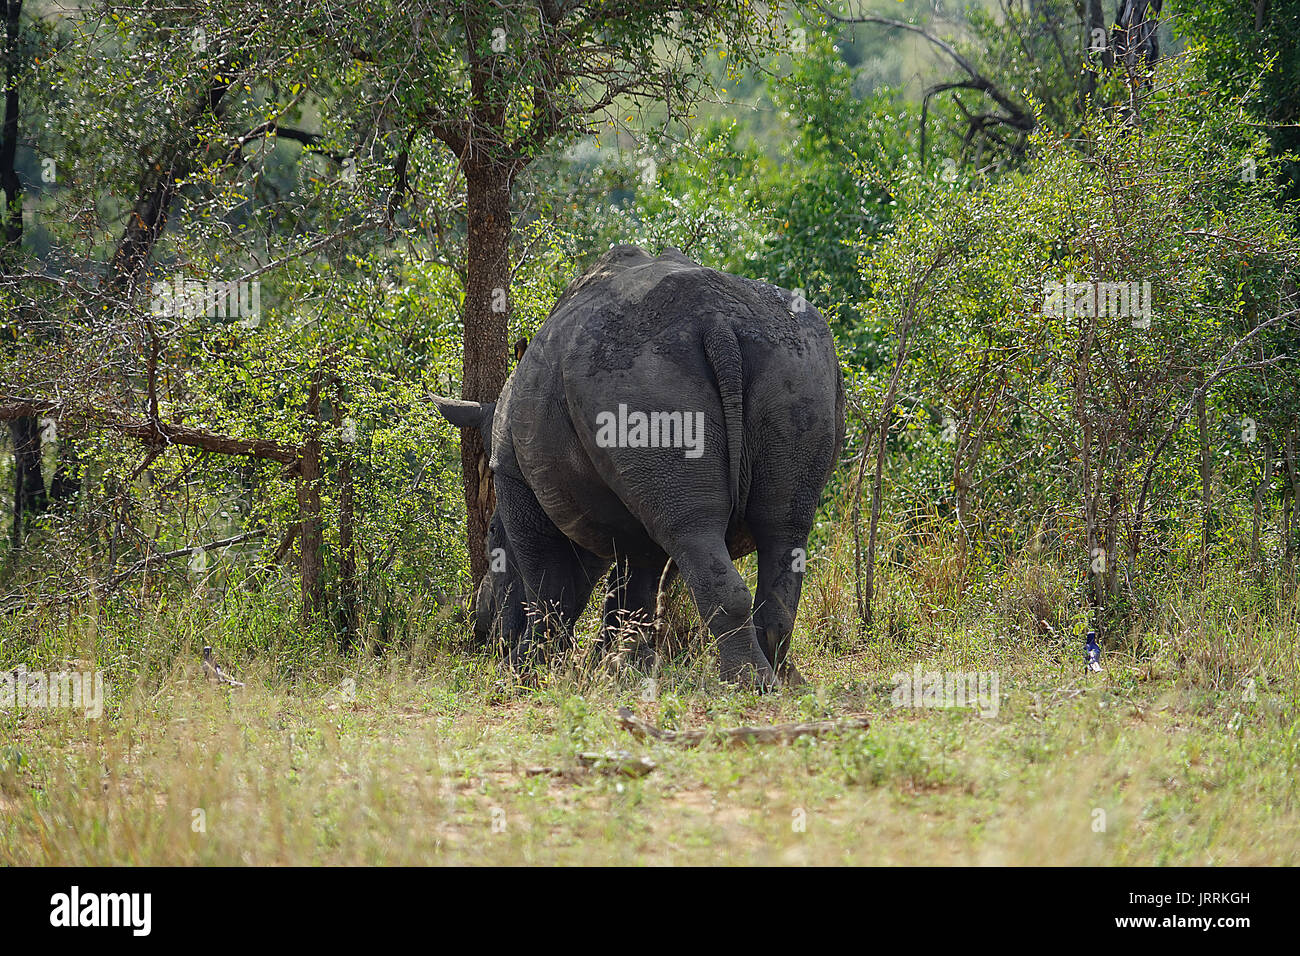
[{"x1": 2, "y1": 549, "x2": 1298, "y2": 865}]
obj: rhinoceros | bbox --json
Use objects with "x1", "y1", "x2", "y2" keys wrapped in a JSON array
[{"x1": 435, "y1": 246, "x2": 844, "y2": 688}]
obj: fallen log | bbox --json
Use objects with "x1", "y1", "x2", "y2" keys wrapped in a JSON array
[
  {"x1": 0, "y1": 397, "x2": 300, "y2": 463},
  {"x1": 525, "y1": 750, "x2": 657, "y2": 778},
  {"x1": 616, "y1": 706, "x2": 870, "y2": 748}
]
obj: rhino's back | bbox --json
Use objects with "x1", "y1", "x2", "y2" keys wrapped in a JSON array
[{"x1": 543, "y1": 245, "x2": 824, "y2": 367}]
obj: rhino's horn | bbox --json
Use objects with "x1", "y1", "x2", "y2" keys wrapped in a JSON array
[{"x1": 431, "y1": 396, "x2": 494, "y2": 431}]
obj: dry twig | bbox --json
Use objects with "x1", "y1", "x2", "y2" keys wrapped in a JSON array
[{"x1": 616, "y1": 707, "x2": 869, "y2": 748}]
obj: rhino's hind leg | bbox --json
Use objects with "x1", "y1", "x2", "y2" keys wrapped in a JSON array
[
  {"x1": 596, "y1": 557, "x2": 668, "y2": 669},
  {"x1": 753, "y1": 538, "x2": 809, "y2": 687},
  {"x1": 494, "y1": 474, "x2": 605, "y2": 668},
  {"x1": 673, "y1": 535, "x2": 776, "y2": 690},
  {"x1": 745, "y1": 434, "x2": 832, "y2": 687},
  {"x1": 519, "y1": 550, "x2": 607, "y2": 667}
]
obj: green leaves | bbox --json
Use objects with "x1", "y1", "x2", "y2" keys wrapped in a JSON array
[{"x1": 855, "y1": 46, "x2": 1300, "y2": 579}]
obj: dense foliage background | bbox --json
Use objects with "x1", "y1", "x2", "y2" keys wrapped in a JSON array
[{"x1": 3, "y1": 0, "x2": 1298, "y2": 670}]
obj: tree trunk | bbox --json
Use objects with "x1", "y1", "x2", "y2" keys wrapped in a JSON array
[
  {"x1": 1197, "y1": 383, "x2": 1212, "y2": 572},
  {"x1": 1072, "y1": 308, "x2": 1104, "y2": 621},
  {"x1": 953, "y1": 411, "x2": 972, "y2": 539},
  {"x1": 105, "y1": 54, "x2": 233, "y2": 298},
  {"x1": 863, "y1": 419, "x2": 889, "y2": 632},
  {"x1": 1080, "y1": 0, "x2": 1114, "y2": 108},
  {"x1": 1104, "y1": 439, "x2": 1124, "y2": 598},
  {"x1": 49, "y1": 438, "x2": 80, "y2": 505},
  {"x1": 297, "y1": 376, "x2": 324, "y2": 626},
  {"x1": 2, "y1": 0, "x2": 40, "y2": 549},
  {"x1": 864, "y1": 319, "x2": 913, "y2": 631},
  {"x1": 1284, "y1": 470, "x2": 1293, "y2": 570},
  {"x1": 952, "y1": 381, "x2": 998, "y2": 547},
  {"x1": 1286, "y1": 427, "x2": 1299, "y2": 576},
  {"x1": 8, "y1": 416, "x2": 44, "y2": 548},
  {"x1": 459, "y1": 163, "x2": 512, "y2": 583},
  {"x1": 1252, "y1": 437, "x2": 1273, "y2": 567},
  {"x1": 1085, "y1": 427, "x2": 1108, "y2": 613},
  {"x1": 1, "y1": 0, "x2": 19, "y2": 255},
  {"x1": 334, "y1": 383, "x2": 358, "y2": 650},
  {"x1": 851, "y1": 437, "x2": 871, "y2": 632}
]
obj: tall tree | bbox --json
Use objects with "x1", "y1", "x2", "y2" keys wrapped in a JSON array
[
  {"x1": 1, "y1": 0, "x2": 45, "y2": 548},
  {"x1": 420, "y1": 1, "x2": 787, "y2": 582}
]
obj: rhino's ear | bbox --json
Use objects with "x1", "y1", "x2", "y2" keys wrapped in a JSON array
[{"x1": 431, "y1": 397, "x2": 495, "y2": 431}]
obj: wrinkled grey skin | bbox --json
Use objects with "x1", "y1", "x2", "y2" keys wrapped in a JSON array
[{"x1": 437, "y1": 246, "x2": 844, "y2": 689}]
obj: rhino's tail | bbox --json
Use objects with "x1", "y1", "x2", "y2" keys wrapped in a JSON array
[{"x1": 702, "y1": 321, "x2": 744, "y2": 521}]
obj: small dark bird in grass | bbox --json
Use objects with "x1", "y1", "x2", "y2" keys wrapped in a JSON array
[
  {"x1": 1085, "y1": 631, "x2": 1102, "y2": 673},
  {"x1": 202, "y1": 646, "x2": 245, "y2": 687}
]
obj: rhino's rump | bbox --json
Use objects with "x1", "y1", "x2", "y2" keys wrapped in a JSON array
[{"x1": 500, "y1": 246, "x2": 836, "y2": 562}]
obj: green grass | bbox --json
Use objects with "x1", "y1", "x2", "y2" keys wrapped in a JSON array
[{"x1": 3, "y1": 549, "x2": 1298, "y2": 866}]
